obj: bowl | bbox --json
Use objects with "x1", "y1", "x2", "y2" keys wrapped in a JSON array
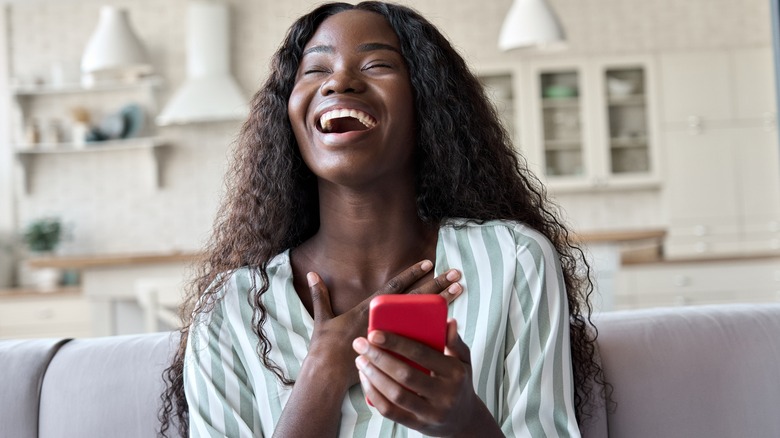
[
  {"x1": 543, "y1": 85, "x2": 578, "y2": 99},
  {"x1": 607, "y1": 77, "x2": 636, "y2": 97}
]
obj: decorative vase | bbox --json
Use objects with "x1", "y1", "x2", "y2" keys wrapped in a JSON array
[{"x1": 32, "y1": 267, "x2": 61, "y2": 293}]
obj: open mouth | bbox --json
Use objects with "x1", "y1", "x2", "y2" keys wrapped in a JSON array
[{"x1": 318, "y1": 108, "x2": 377, "y2": 134}]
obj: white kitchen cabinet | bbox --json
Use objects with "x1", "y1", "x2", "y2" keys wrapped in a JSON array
[
  {"x1": 479, "y1": 72, "x2": 517, "y2": 144},
  {"x1": 0, "y1": 289, "x2": 92, "y2": 339},
  {"x1": 522, "y1": 56, "x2": 660, "y2": 192},
  {"x1": 660, "y1": 48, "x2": 780, "y2": 259},
  {"x1": 615, "y1": 257, "x2": 780, "y2": 310}
]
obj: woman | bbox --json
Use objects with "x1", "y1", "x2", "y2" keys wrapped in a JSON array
[{"x1": 160, "y1": 2, "x2": 605, "y2": 437}]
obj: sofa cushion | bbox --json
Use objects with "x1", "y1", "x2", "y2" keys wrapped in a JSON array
[
  {"x1": 0, "y1": 338, "x2": 70, "y2": 438},
  {"x1": 38, "y1": 332, "x2": 180, "y2": 438},
  {"x1": 594, "y1": 303, "x2": 780, "y2": 438}
]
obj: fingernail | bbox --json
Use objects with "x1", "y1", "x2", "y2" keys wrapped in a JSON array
[
  {"x1": 447, "y1": 283, "x2": 462, "y2": 295},
  {"x1": 446, "y1": 269, "x2": 460, "y2": 281},
  {"x1": 353, "y1": 337, "x2": 368, "y2": 354},
  {"x1": 368, "y1": 331, "x2": 385, "y2": 345},
  {"x1": 420, "y1": 260, "x2": 433, "y2": 271},
  {"x1": 355, "y1": 355, "x2": 368, "y2": 370},
  {"x1": 307, "y1": 272, "x2": 317, "y2": 287}
]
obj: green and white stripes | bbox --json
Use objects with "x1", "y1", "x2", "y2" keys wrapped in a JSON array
[{"x1": 185, "y1": 219, "x2": 580, "y2": 437}]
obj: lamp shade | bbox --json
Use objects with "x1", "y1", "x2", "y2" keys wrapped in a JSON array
[
  {"x1": 81, "y1": 7, "x2": 151, "y2": 76},
  {"x1": 498, "y1": 0, "x2": 566, "y2": 51}
]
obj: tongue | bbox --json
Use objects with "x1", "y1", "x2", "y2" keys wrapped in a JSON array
[{"x1": 328, "y1": 117, "x2": 368, "y2": 133}]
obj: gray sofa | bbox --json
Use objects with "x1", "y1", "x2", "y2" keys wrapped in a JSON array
[{"x1": 2, "y1": 304, "x2": 779, "y2": 437}]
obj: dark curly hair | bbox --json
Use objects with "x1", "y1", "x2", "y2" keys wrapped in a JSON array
[{"x1": 159, "y1": 2, "x2": 607, "y2": 436}]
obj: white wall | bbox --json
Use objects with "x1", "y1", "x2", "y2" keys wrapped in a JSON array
[{"x1": 2, "y1": 0, "x2": 774, "y2": 257}]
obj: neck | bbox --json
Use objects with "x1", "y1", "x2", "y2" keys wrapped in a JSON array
[{"x1": 299, "y1": 178, "x2": 438, "y2": 288}]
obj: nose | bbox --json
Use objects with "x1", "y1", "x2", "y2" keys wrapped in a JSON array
[{"x1": 320, "y1": 69, "x2": 365, "y2": 96}]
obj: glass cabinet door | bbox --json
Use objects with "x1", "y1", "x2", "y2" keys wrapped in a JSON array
[
  {"x1": 604, "y1": 67, "x2": 650, "y2": 174},
  {"x1": 540, "y1": 71, "x2": 584, "y2": 177},
  {"x1": 480, "y1": 74, "x2": 515, "y2": 143}
]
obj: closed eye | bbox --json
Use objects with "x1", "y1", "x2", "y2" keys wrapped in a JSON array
[
  {"x1": 303, "y1": 65, "x2": 330, "y2": 75},
  {"x1": 364, "y1": 63, "x2": 392, "y2": 70},
  {"x1": 305, "y1": 69, "x2": 327, "y2": 75}
]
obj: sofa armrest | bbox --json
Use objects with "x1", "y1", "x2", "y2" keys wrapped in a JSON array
[{"x1": 0, "y1": 338, "x2": 71, "y2": 438}]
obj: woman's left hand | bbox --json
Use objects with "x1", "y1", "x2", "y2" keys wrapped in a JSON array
[{"x1": 353, "y1": 319, "x2": 489, "y2": 437}]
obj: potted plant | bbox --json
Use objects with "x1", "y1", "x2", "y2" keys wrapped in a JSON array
[
  {"x1": 22, "y1": 217, "x2": 62, "y2": 291},
  {"x1": 23, "y1": 217, "x2": 61, "y2": 253}
]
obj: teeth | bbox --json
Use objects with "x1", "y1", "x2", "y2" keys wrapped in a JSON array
[{"x1": 320, "y1": 108, "x2": 377, "y2": 133}]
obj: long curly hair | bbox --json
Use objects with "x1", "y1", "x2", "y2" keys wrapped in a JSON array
[{"x1": 159, "y1": 2, "x2": 607, "y2": 436}]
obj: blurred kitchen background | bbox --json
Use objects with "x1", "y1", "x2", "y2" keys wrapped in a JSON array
[{"x1": 1, "y1": 0, "x2": 779, "y2": 339}]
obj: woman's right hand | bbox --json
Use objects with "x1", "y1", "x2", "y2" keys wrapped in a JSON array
[{"x1": 303, "y1": 260, "x2": 463, "y2": 389}]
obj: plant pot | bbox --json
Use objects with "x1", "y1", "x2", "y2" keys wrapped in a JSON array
[{"x1": 32, "y1": 267, "x2": 62, "y2": 292}]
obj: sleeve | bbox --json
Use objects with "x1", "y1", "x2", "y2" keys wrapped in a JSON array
[
  {"x1": 184, "y1": 285, "x2": 262, "y2": 438},
  {"x1": 499, "y1": 231, "x2": 580, "y2": 437}
]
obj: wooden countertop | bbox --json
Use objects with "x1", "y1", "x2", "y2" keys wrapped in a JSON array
[
  {"x1": 26, "y1": 251, "x2": 201, "y2": 269},
  {"x1": 25, "y1": 230, "x2": 668, "y2": 270},
  {"x1": 0, "y1": 286, "x2": 82, "y2": 297},
  {"x1": 574, "y1": 228, "x2": 666, "y2": 244}
]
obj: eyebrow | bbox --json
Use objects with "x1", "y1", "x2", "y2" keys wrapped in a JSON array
[{"x1": 302, "y1": 42, "x2": 401, "y2": 57}]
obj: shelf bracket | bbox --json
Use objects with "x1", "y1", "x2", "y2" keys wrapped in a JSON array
[{"x1": 16, "y1": 153, "x2": 33, "y2": 195}]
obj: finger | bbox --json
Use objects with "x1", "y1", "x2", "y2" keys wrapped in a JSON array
[
  {"x1": 307, "y1": 272, "x2": 334, "y2": 323},
  {"x1": 408, "y1": 269, "x2": 463, "y2": 305},
  {"x1": 358, "y1": 371, "x2": 421, "y2": 427},
  {"x1": 376, "y1": 259, "x2": 434, "y2": 296},
  {"x1": 357, "y1": 361, "x2": 427, "y2": 423},
  {"x1": 362, "y1": 331, "x2": 450, "y2": 398},
  {"x1": 443, "y1": 319, "x2": 471, "y2": 364}
]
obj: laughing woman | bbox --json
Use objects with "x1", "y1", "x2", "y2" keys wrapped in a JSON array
[{"x1": 160, "y1": 2, "x2": 606, "y2": 437}]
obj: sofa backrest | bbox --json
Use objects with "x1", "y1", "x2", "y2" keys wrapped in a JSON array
[
  {"x1": 591, "y1": 303, "x2": 780, "y2": 438},
  {"x1": 37, "y1": 332, "x2": 180, "y2": 438},
  {"x1": 0, "y1": 338, "x2": 69, "y2": 438},
  {"x1": 3, "y1": 304, "x2": 779, "y2": 437}
]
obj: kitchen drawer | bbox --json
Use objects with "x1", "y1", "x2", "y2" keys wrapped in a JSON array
[
  {"x1": 0, "y1": 294, "x2": 92, "y2": 339},
  {"x1": 618, "y1": 259, "x2": 780, "y2": 296},
  {"x1": 614, "y1": 288, "x2": 780, "y2": 310},
  {"x1": 0, "y1": 323, "x2": 92, "y2": 339},
  {"x1": 664, "y1": 238, "x2": 743, "y2": 259}
]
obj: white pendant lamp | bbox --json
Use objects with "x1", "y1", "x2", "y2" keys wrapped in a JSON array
[
  {"x1": 498, "y1": 0, "x2": 566, "y2": 51},
  {"x1": 81, "y1": 6, "x2": 152, "y2": 85},
  {"x1": 156, "y1": 1, "x2": 247, "y2": 126}
]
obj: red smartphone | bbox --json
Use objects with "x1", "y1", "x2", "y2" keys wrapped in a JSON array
[{"x1": 367, "y1": 294, "x2": 448, "y2": 374}]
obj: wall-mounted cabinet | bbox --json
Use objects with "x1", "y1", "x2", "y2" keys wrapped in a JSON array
[
  {"x1": 8, "y1": 77, "x2": 168, "y2": 194},
  {"x1": 660, "y1": 48, "x2": 780, "y2": 259},
  {"x1": 522, "y1": 56, "x2": 660, "y2": 193},
  {"x1": 477, "y1": 69, "x2": 521, "y2": 149}
]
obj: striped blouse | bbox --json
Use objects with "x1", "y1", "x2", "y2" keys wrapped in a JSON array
[{"x1": 184, "y1": 219, "x2": 580, "y2": 437}]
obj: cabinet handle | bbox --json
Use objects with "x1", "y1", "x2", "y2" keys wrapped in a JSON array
[
  {"x1": 687, "y1": 116, "x2": 702, "y2": 135},
  {"x1": 764, "y1": 112, "x2": 777, "y2": 132},
  {"x1": 673, "y1": 275, "x2": 691, "y2": 287},
  {"x1": 36, "y1": 308, "x2": 55, "y2": 320}
]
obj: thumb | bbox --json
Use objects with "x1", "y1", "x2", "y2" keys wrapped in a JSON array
[
  {"x1": 307, "y1": 272, "x2": 334, "y2": 323},
  {"x1": 444, "y1": 318, "x2": 471, "y2": 364}
]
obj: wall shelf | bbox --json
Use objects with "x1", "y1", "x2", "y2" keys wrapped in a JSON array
[
  {"x1": 14, "y1": 137, "x2": 169, "y2": 194},
  {"x1": 11, "y1": 76, "x2": 162, "y2": 97}
]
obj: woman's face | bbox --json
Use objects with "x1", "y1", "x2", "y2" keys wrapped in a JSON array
[{"x1": 288, "y1": 10, "x2": 416, "y2": 188}]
